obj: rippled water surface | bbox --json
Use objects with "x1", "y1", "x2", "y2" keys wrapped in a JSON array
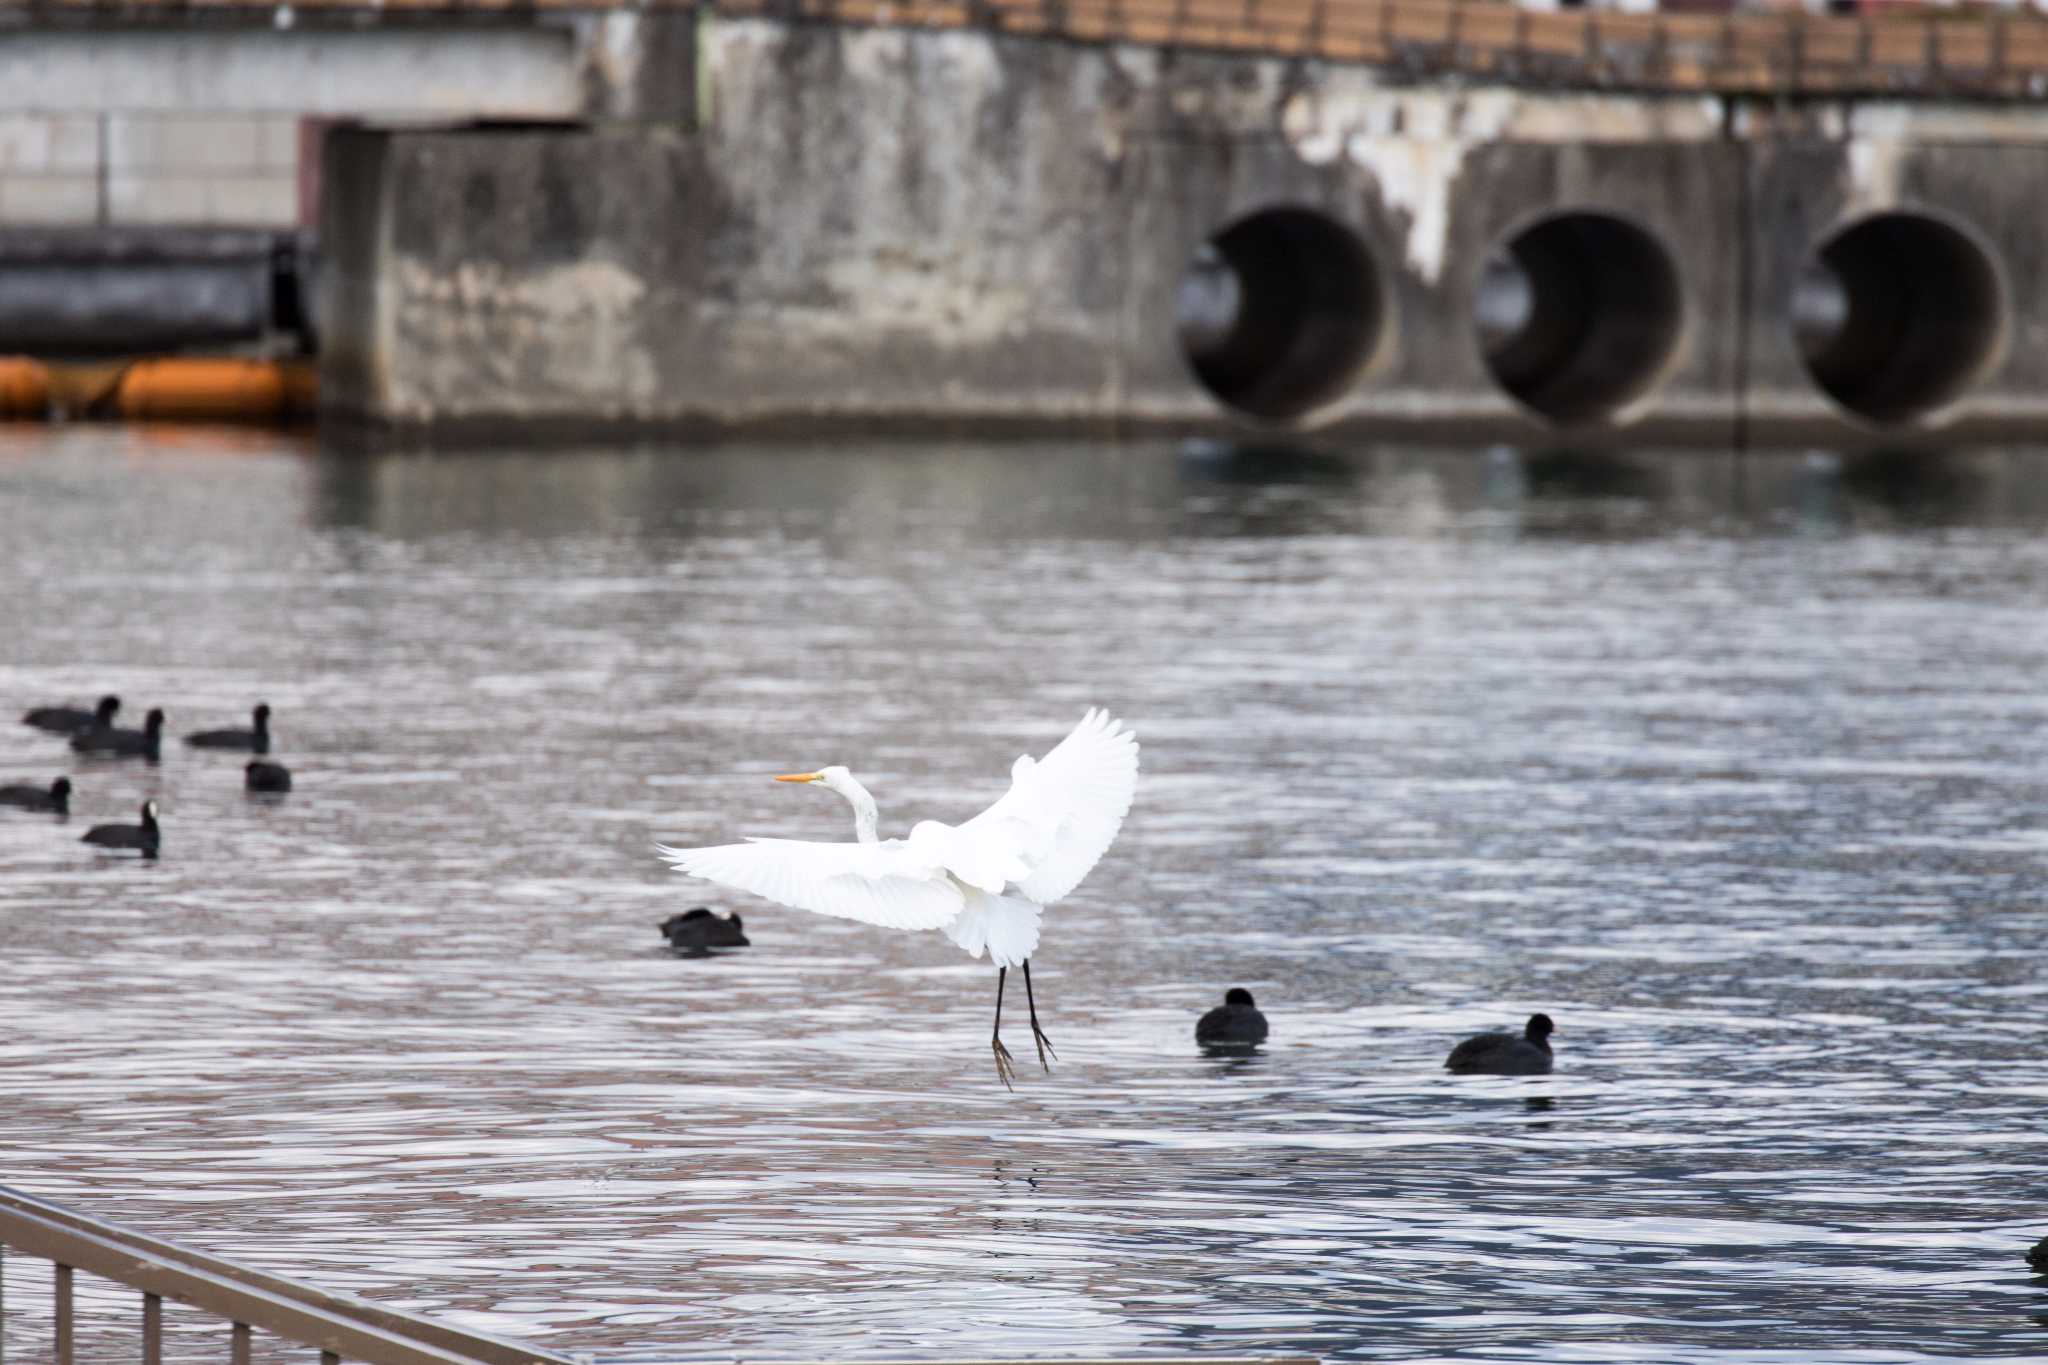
[{"x1": 3, "y1": 429, "x2": 2048, "y2": 1363}]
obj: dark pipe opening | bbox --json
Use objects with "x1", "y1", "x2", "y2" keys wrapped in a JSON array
[
  {"x1": 1793, "y1": 211, "x2": 2005, "y2": 426},
  {"x1": 1476, "y1": 211, "x2": 1684, "y2": 426},
  {"x1": 1175, "y1": 207, "x2": 1383, "y2": 424}
]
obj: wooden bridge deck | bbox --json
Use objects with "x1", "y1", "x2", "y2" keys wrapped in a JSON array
[{"x1": 3, "y1": 0, "x2": 2046, "y2": 99}]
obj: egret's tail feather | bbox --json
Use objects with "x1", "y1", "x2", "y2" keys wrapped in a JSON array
[{"x1": 944, "y1": 891, "x2": 1042, "y2": 969}]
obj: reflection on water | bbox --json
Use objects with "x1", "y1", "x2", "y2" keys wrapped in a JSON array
[{"x1": 3, "y1": 429, "x2": 2048, "y2": 1363}]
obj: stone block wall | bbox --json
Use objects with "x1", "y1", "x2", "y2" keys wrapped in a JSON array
[
  {"x1": 0, "y1": 111, "x2": 313, "y2": 229},
  {"x1": 0, "y1": 115, "x2": 102, "y2": 224},
  {"x1": 106, "y1": 114, "x2": 304, "y2": 226}
]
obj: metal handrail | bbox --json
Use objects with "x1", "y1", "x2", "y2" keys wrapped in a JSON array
[
  {"x1": 0, "y1": 1185, "x2": 577, "y2": 1365},
  {"x1": 0, "y1": 1187, "x2": 1329, "y2": 1365}
]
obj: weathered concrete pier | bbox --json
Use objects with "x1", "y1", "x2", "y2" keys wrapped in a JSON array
[{"x1": 6, "y1": 0, "x2": 2048, "y2": 441}]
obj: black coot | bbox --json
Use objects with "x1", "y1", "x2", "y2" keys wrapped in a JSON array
[
  {"x1": 1195, "y1": 987, "x2": 1269, "y2": 1049},
  {"x1": 81, "y1": 799, "x2": 159, "y2": 858},
  {"x1": 1445, "y1": 1013, "x2": 1555, "y2": 1076},
  {"x1": 187, "y1": 703, "x2": 271, "y2": 753},
  {"x1": 245, "y1": 760, "x2": 292, "y2": 793},
  {"x1": 659, "y1": 908, "x2": 749, "y2": 955},
  {"x1": 72, "y1": 708, "x2": 164, "y2": 760},
  {"x1": 0, "y1": 776, "x2": 70, "y2": 815},
  {"x1": 23, "y1": 695, "x2": 118, "y2": 735}
]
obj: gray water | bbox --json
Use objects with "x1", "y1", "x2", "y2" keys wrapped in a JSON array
[{"x1": 3, "y1": 428, "x2": 2048, "y2": 1364}]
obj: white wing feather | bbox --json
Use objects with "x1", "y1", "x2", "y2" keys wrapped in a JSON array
[
  {"x1": 959, "y1": 708, "x2": 1140, "y2": 905},
  {"x1": 654, "y1": 838, "x2": 964, "y2": 930},
  {"x1": 658, "y1": 709, "x2": 1137, "y2": 936}
]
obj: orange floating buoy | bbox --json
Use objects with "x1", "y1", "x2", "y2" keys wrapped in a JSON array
[
  {"x1": 113, "y1": 358, "x2": 317, "y2": 421},
  {"x1": 0, "y1": 356, "x2": 51, "y2": 418}
]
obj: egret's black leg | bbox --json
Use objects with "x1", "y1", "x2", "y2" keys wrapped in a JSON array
[
  {"x1": 991, "y1": 966, "x2": 1017, "y2": 1090},
  {"x1": 1022, "y1": 960, "x2": 1057, "y2": 1072}
]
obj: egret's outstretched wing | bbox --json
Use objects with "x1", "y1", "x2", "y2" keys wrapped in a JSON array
[
  {"x1": 959, "y1": 708, "x2": 1139, "y2": 905},
  {"x1": 655, "y1": 838, "x2": 965, "y2": 930}
]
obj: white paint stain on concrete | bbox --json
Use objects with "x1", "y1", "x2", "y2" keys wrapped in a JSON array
[
  {"x1": 1845, "y1": 139, "x2": 1904, "y2": 214},
  {"x1": 1342, "y1": 136, "x2": 1465, "y2": 284},
  {"x1": 1283, "y1": 84, "x2": 1727, "y2": 284},
  {"x1": 1283, "y1": 88, "x2": 1515, "y2": 283}
]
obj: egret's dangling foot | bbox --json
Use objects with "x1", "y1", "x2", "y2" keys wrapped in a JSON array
[
  {"x1": 991, "y1": 966, "x2": 1019, "y2": 1090},
  {"x1": 1022, "y1": 960, "x2": 1056, "y2": 1073}
]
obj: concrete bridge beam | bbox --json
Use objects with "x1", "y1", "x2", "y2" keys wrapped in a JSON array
[
  {"x1": 0, "y1": 15, "x2": 697, "y2": 120},
  {"x1": 0, "y1": 30, "x2": 584, "y2": 117},
  {"x1": 0, "y1": 14, "x2": 694, "y2": 230}
]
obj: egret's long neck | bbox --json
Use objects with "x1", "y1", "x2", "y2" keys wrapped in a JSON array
[{"x1": 838, "y1": 779, "x2": 880, "y2": 844}]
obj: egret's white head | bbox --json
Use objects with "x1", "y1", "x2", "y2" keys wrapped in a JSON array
[
  {"x1": 775, "y1": 765, "x2": 879, "y2": 841},
  {"x1": 775, "y1": 764, "x2": 856, "y2": 795}
]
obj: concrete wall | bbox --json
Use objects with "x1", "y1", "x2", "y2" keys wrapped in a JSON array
[
  {"x1": 324, "y1": 23, "x2": 1138, "y2": 429},
  {"x1": 320, "y1": 16, "x2": 2048, "y2": 441},
  {"x1": 322, "y1": 125, "x2": 708, "y2": 422}
]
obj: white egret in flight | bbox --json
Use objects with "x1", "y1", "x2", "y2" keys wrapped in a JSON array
[{"x1": 656, "y1": 709, "x2": 1139, "y2": 1087}]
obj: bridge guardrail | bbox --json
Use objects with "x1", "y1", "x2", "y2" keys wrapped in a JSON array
[
  {"x1": 716, "y1": 0, "x2": 2048, "y2": 98},
  {"x1": 0, "y1": 0, "x2": 2041, "y2": 98},
  {"x1": 0, "y1": 1184, "x2": 576, "y2": 1365}
]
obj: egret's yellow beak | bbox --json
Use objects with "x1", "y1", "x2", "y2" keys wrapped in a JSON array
[{"x1": 775, "y1": 772, "x2": 822, "y2": 783}]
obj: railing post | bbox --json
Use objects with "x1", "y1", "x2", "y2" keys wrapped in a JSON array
[
  {"x1": 144, "y1": 1291, "x2": 163, "y2": 1365},
  {"x1": 231, "y1": 1320, "x2": 251, "y2": 1365},
  {"x1": 54, "y1": 1264, "x2": 73, "y2": 1365}
]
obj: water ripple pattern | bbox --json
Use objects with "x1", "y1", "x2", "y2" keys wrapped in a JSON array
[{"x1": 0, "y1": 431, "x2": 2046, "y2": 1363}]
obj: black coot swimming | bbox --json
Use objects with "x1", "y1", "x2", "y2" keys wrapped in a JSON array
[
  {"x1": 245, "y1": 760, "x2": 292, "y2": 793},
  {"x1": 23, "y1": 694, "x2": 118, "y2": 735},
  {"x1": 0, "y1": 776, "x2": 70, "y2": 815},
  {"x1": 1445, "y1": 1013, "x2": 1555, "y2": 1076},
  {"x1": 2028, "y1": 1236, "x2": 2048, "y2": 1274},
  {"x1": 81, "y1": 799, "x2": 159, "y2": 858},
  {"x1": 659, "y1": 907, "x2": 749, "y2": 955},
  {"x1": 1195, "y1": 987, "x2": 1269, "y2": 1049},
  {"x1": 187, "y1": 702, "x2": 271, "y2": 753},
  {"x1": 71, "y1": 707, "x2": 164, "y2": 760}
]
